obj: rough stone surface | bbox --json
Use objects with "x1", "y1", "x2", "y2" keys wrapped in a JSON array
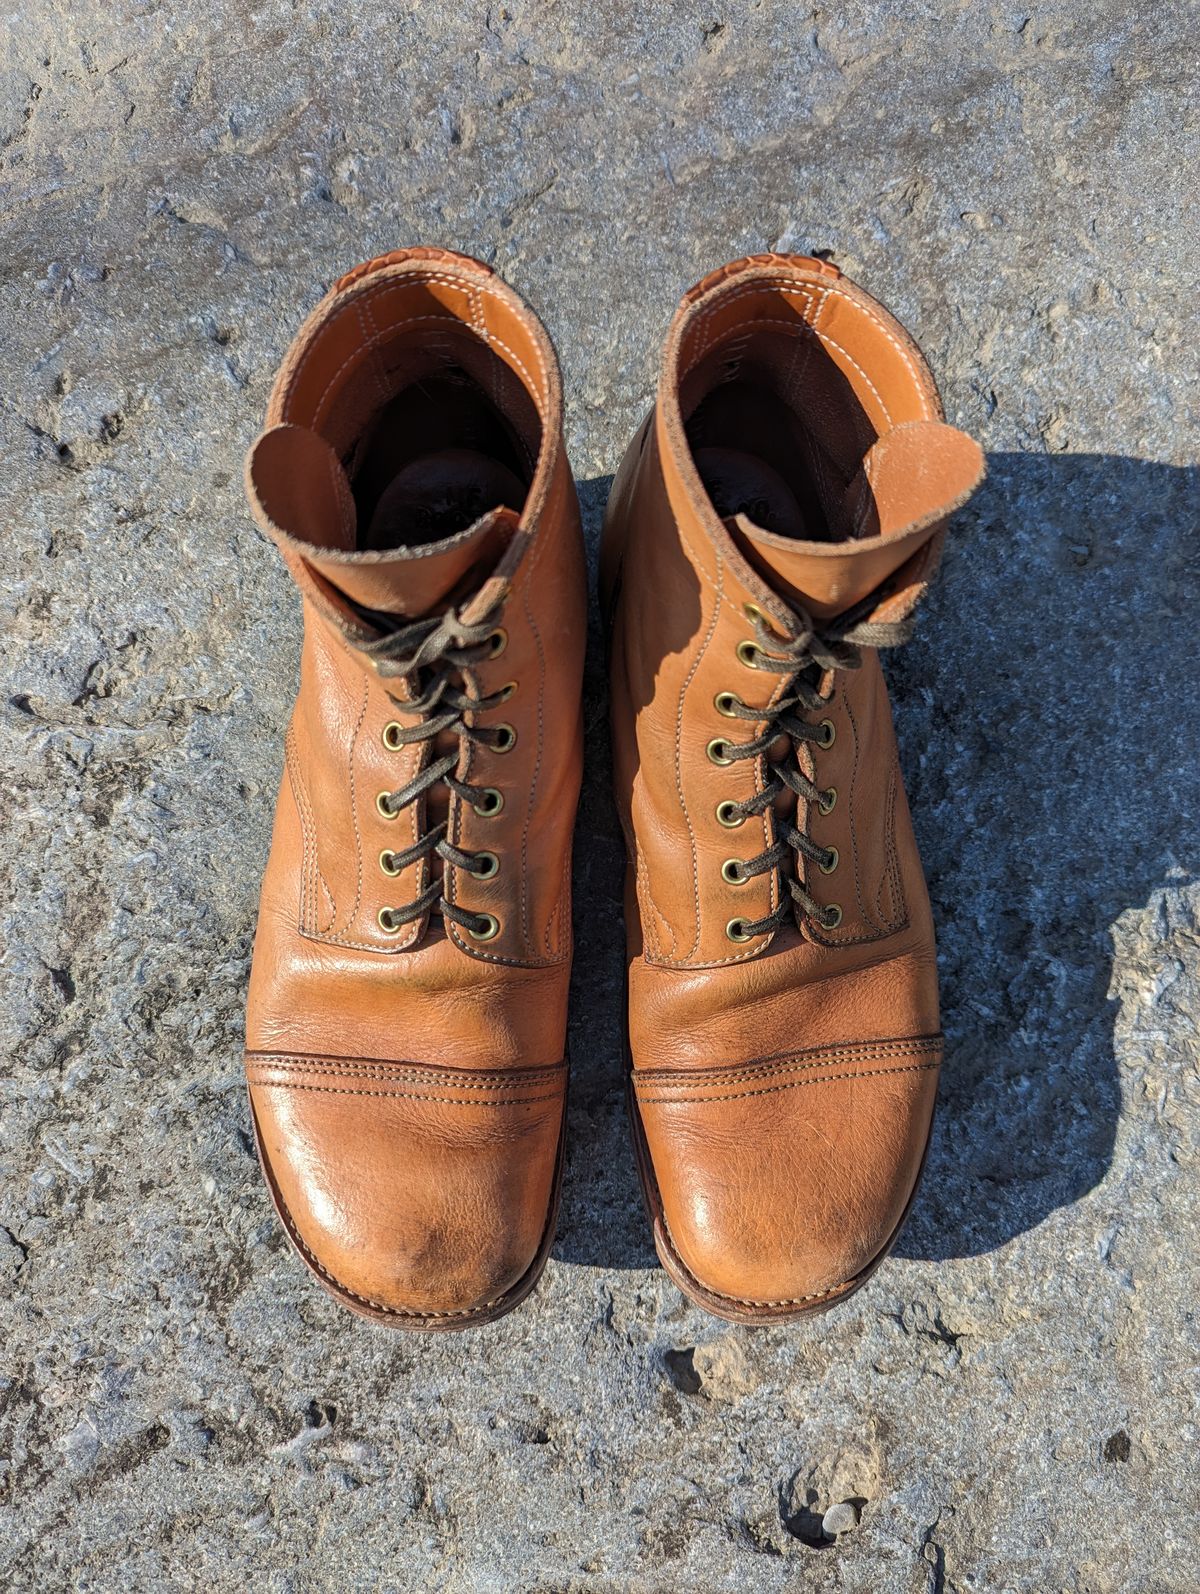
[{"x1": 1, "y1": 5, "x2": 1197, "y2": 1591}]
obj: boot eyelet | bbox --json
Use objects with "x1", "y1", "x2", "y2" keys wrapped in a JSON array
[
  {"x1": 742, "y1": 601, "x2": 769, "y2": 626},
  {"x1": 469, "y1": 851, "x2": 499, "y2": 880},
  {"x1": 474, "y1": 787, "x2": 504, "y2": 817},
  {"x1": 377, "y1": 907, "x2": 405, "y2": 935},
  {"x1": 379, "y1": 849, "x2": 402, "y2": 878},
  {"x1": 468, "y1": 913, "x2": 501, "y2": 942},
  {"x1": 721, "y1": 858, "x2": 747, "y2": 886},
  {"x1": 381, "y1": 721, "x2": 405, "y2": 751},
  {"x1": 495, "y1": 680, "x2": 517, "y2": 703},
  {"x1": 376, "y1": 791, "x2": 399, "y2": 821},
  {"x1": 818, "y1": 786, "x2": 837, "y2": 815},
  {"x1": 494, "y1": 723, "x2": 517, "y2": 753},
  {"x1": 822, "y1": 904, "x2": 843, "y2": 930},
  {"x1": 725, "y1": 917, "x2": 755, "y2": 943},
  {"x1": 716, "y1": 800, "x2": 745, "y2": 828},
  {"x1": 706, "y1": 737, "x2": 734, "y2": 766},
  {"x1": 714, "y1": 691, "x2": 742, "y2": 718},
  {"x1": 816, "y1": 718, "x2": 836, "y2": 749},
  {"x1": 818, "y1": 846, "x2": 839, "y2": 875},
  {"x1": 487, "y1": 628, "x2": 508, "y2": 658},
  {"x1": 736, "y1": 640, "x2": 763, "y2": 668}
]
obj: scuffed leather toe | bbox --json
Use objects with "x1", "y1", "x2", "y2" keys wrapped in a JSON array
[
  {"x1": 632, "y1": 1037, "x2": 941, "y2": 1315},
  {"x1": 246, "y1": 1053, "x2": 566, "y2": 1324}
]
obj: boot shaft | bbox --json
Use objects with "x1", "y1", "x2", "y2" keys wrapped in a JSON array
[
  {"x1": 246, "y1": 249, "x2": 586, "y2": 992},
  {"x1": 604, "y1": 254, "x2": 983, "y2": 982}
]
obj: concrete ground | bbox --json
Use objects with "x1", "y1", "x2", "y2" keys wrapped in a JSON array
[{"x1": 1, "y1": 4, "x2": 1197, "y2": 1590}]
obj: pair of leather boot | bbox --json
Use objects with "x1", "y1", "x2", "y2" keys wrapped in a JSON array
[{"x1": 243, "y1": 248, "x2": 984, "y2": 1328}]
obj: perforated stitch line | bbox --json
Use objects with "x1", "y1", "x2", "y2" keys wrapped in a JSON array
[
  {"x1": 634, "y1": 1035, "x2": 942, "y2": 1088},
  {"x1": 637, "y1": 1059, "x2": 939, "y2": 1104}
]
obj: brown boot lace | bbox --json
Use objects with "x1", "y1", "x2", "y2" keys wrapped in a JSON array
[
  {"x1": 360, "y1": 601, "x2": 514, "y2": 940},
  {"x1": 713, "y1": 594, "x2": 912, "y2": 938}
]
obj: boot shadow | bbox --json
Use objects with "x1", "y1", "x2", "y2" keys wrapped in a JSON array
[
  {"x1": 554, "y1": 474, "x2": 659, "y2": 1269},
  {"x1": 894, "y1": 450, "x2": 1198, "y2": 1260},
  {"x1": 554, "y1": 455, "x2": 1199, "y2": 1270}
]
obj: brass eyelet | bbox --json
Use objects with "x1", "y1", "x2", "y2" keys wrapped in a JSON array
[
  {"x1": 818, "y1": 785, "x2": 837, "y2": 815},
  {"x1": 721, "y1": 858, "x2": 746, "y2": 886},
  {"x1": 487, "y1": 628, "x2": 508, "y2": 658},
  {"x1": 822, "y1": 904, "x2": 843, "y2": 930},
  {"x1": 495, "y1": 680, "x2": 517, "y2": 703},
  {"x1": 493, "y1": 722, "x2": 517, "y2": 753},
  {"x1": 716, "y1": 800, "x2": 745, "y2": 829},
  {"x1": 377, "y1": 907, "x2": 405, "y2": 935},
  {"x1": 376, "y1": 791, "x2": 398, "y2": 821},
  {"x1": 469, "y1": 851, "x2": 499, "y2": 880},
  {"x1": 818, "y1": 846, "x2": 839, "y2": 875},
  {"x1": 725, "y1": 917, "x2": 755, "y2": 943},
  {"x1": 379, "y1": 849, "x2": 402, "y2": 878},
  {"x1": 816, "y1": 718, "x2": 836, "y2": 749},
  {"x1": 468, "y1": 913, "x2": 501, "y2": 942},
  {"x1": 714, "y1": 691, "x2": 742, "y2": 718},
  {"x1": 736, "y1": 639, "x2": 763, "y2": 669},
  {"x1": 381, "y1": 721, "x2": 404, "y2": 752},
  {"x1": 474, "y1": 787, "x2": 504, "y2": 817},
  {"x1": 706, "y1": 737, "x2": 734, "y2": 766},
  {"x1": 742, "y1": 601, "x2": 769, "y2": 626}
]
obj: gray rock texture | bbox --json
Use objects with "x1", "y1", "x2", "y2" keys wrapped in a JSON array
[{"x1": 1, "y1": 4, "x2": 1197, "y2": 1591}]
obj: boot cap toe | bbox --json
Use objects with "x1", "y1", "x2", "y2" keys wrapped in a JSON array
[{"x1": 246, "y1": 1053, "x2": 566, "y2": 1325}]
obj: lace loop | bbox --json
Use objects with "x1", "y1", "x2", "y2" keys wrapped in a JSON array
[
  {"x1": 719, "y1": 593, "x2": 910, "y2": 936},
  {"x1": 367, "y1": 597, "x2": 511, "y2": 940}
]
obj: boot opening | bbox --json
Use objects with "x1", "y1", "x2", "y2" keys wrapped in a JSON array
[
  {"x1": 676, "y1": 267, "x2": 941, "y2": 543},
  {"x1": 266, "y1": 261, "x2": 552, "y2": 552}
]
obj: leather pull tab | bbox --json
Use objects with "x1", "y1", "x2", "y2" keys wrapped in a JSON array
[
  {"x1": 843, "y1": 420, "x2": 985, "y2": 541},
  {"x1": 245, "y1": 423, "x2": 358, "y2": 552}
]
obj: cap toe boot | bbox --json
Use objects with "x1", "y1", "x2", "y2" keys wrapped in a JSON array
[
  {"x1": 243, "y1": 249, "x2": 585, "y2": 1327},
  {"x1": 602, "y1": 254, "x2": 984, "y2": 1321}
]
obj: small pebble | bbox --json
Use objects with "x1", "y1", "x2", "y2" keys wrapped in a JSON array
[{"x1": 822, "y1": 1502, "x2": 860, "y2": 1537}]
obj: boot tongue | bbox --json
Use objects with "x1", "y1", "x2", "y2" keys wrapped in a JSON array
[
  {"x1": 728, "y1": 420, "x2": 984, "y2": 619},
  {"x1": 246, "y1": 423, "x2": 516, "y2": 620}
]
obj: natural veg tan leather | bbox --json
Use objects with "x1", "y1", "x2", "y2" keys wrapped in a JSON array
[
  {"x1": 601, "y1": 254, "x2": 985, "y2": 1322},
  {"x1": 243, "y1": 249, "x2": 585, "y2": 1328}
]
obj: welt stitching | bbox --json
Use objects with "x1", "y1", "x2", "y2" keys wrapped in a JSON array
[{"x1": 637, "y1": 1060, "x2": 939, "y2": 1104}]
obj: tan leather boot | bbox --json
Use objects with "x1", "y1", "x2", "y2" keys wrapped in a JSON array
[
  {"x1": 601, "y1": 254, "x2": 985, "y2": 1322},
  {"x1": 242, "y1": 248, "x2": 585, "y2": 1329}
]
